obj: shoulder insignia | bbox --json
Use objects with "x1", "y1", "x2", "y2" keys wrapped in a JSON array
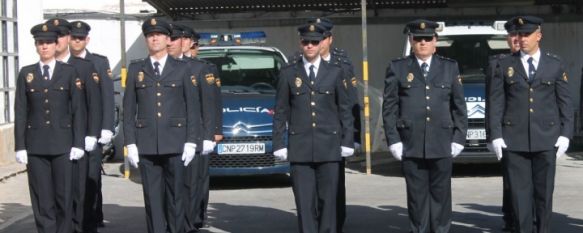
[
  {"x1": 205, "y1": 73, "x2": 215, "y2": 85},
  {"x1": 458, "y1": 75, "x2": 463, "y2": 85},
  {"x1": 130, "y1": 58, "x2": 145, "y2": 64},
  {"x1": 295, "y1": 77, "x2": 302, "y2": 88},
  {"x1": 107, "y1": 69, "x2": 113, "y2": 78},
  {"x1": 507, "y1": 67, "x2": 514, "y2": 78},
  {"x1": 92, "y1": 52, "x2": 107, "y2": 59},
  {"x1": 563, "y1": 72, "x2": 568, "y2": 82},
  {"x1": 26, "y1": 73, "x2": 34, "y2": 83},
  {"x1": 138, "y1": 71, "x2": 144, "y2": 82},
  {"x1": 351, "y1": 77, "x2": 357, "y2": 87},
  {"x1": 92, "y1": 73, "x2": 100, "y2": 83},
  {"x1": 191, "y1": 75, "x2": 197, "y2": 86},
  {"x1": 216, "y1": 78, "x2": 221, "y2": 87},
  {"x1": 407, "y1": 73, "x2": 414, "y2": 82},
  {"x1": 546, "y1": 52, "x2": 561, "y2": 61},
  {"x1": 393, "y1": 56, "x2": 407, "y2": 62},
  {"x1": 75, "y1": 78, "x2": 83, "y2": 90},
  {"x1": 437, "y1": 55, "x2": 455, "y2": 62}
]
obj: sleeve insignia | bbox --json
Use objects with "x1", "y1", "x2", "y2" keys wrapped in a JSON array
[
  {"x1": 191, "y1": 75, "x2": 197, "y2": 86},
  {"x1": 563, "y1": 72, "x2": 568, "y2": 82},
  {"x1": 26, "y1": 73, "x2": 34, "y2": 83},
  {"x1": 216, "y1": 78, "x2": 221, "y2": 87},
  {"x1": 343, "y1": 79, "x2": 348, "y2": 89},
  {"x1": 138, "y1": 71, "x2": 144, "y2": 82},
  {"x1": 92, "y1": 73, "x2": 100, "y2": 83},
  {"x1": 351, "y1": 77, "x2": 357, "y2": 87},
  {"x1": 407, "y1": 73, "x2": 414, "y2": 82},
  {"x1": 107, "y1": 69, "x2": 113, "y2": 78},
  {"x1": 295, "y1": 77, "x2": 302, "y2": 88},
  {"x1": 205, "y1": 73, "x2": 215, "y2": 85},
  {"x1": 75, "y1": 78, "x2": 83, "y2": 90}
]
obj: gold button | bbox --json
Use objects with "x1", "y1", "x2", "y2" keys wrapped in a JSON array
[
  {"x1": 312, "y1": 112, "x2": 316, "y2": 117},
  {"x1": 157, "y1": 82, "x2": 161, "y2": 87},
  {"x1": 178, "y1": 123, "x2": 182, "y2": 127},
  {"x1": 44, "y1": 89, "x2": 48, "y2": 93},
  {"x1": 311, "y1": 91, "x2": 315, "y2": 95},
  {"x1": 426, "y1": 96, "x2": 430, "y2": 100},
  {"x1": 45, "y1": 110, "x2": 50, "y2": 114},
  {"x1": 310, "y1": 81, "x2": 314, "y2": 85},
  {"x1": 529, "y1": 98, "x2": 534, "y2": 103},
  {"x1": 312, "y1": 123, "x2": 316, "y2": 127},
  {"x1": 46, "y1": 121, "x2": 50, "y2": 125},
  {"x1": 326, "y1": 91, "x2": 330, "y2": 94},
  {"x1": 157, "y1": 112, "x2": 162, "y2": 117},
  {"x1": 44, "y1": 99, "x2": 49, "y2": 103},
  {"x1": 407, "y1": 85, "x2": 411, "y2": 88},
  {"x1": 426, "y1": 85, "x2": 430, "y2": 90},
  {"x1": 138, "y1": 124, "x2": 142, "y2": 127},
  {"x1": 157, "y1": 102, "x2": 161, "y2": 107},
  {"x1": 157, "y1": 92, "x2": 161, "y2": 97},
  {"x1": 296, "y1": 92, "x2": 300, "y2": 95},
  {"x1": 311, "y1": 102, "x2": 315, "y2": 106},
  {"x1": 426, "y1": 117, "x2": 430, "y2": 122},
  {"x1": 426, "y1": 106, "x2": 430, "y2": 110},
  {"x1": 60, "y1": 87, "x2": 64, "y2": 90},
  {"x1": 529, "y1": 108, "x2": 534, "y2": 113},
  {"x1": 530, "y1": 88, "x2": 534, "y2": 92},
  {"x1": 441, "y1": 85, "x2": 445, "y2": 88},
  {"x1": 172, "y1": 84, "x2": 176, "y2": 87}
]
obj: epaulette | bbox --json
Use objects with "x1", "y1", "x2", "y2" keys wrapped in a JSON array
[
  {"x1": 437, "y1": 55, "x2": 456, "y2": 63},
  {"x1": 130, "y1": 58, "x2": 145, "y2": 64},
  {"x1": 71, "y1": 56, "x2": 90, "y2": 62},
  {"x1": 336, "y1": 56, "x2": 353, "y2": 65},
  {"x1": 91, "y1": 52, "x2": 107, "y2": 59},
  {"x1": 546, "y1": 52, "x2": 562, "y2": 61},
  {"x1": 56, "y1": 60, "x2": 74, "y2": 68},
  {"x1": 490, "y1": 53, "x2": 508, "y2": 60},
  {"x1": 333, "y1": 47, "x2": 347, "y2": 56},
  {"x1": 392, "y1": 56, "x2": 408, "y2": 62}
]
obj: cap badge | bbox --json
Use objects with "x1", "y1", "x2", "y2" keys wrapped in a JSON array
[
  {"x1": 151, "y1": 18, "x2": 157, "y2": 26},
  {"x1": 53, "y1": 19, "x2": 59, "y2": 26},
  {"x1": 518, "y1": 18, "x2": 524, "y2": 25},
  {"x1": 316, "y1": 18, "x2": 321, "y2": 23},
  {"x1": 309, "y1": 25, "x2": 315, "y2": 32},
  {"x1": 76, "y1": 22, "x2": 82, "y2": 28},
  {"x1": 407, "y1": 73, "x2": 414, "y2": 82},
  {"x1": 420, "y1": 22, "x2": 426, "y2": 29},
  {"x1": 295, "y1": 77, "x2": 302, "y2": 88},
  {"x1": 42, "y1": 25, "x2": 48, "y2": 32},
  {"x1": 26, "y1": 73, "x2": 34, "y2": 83}
]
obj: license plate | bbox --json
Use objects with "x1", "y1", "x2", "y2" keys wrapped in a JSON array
[
  {"x1": 466, "y1": 129, "x2": 486, "y2": 140},
  {"x1": 217, "y1": 143, "x2": 266, "y2": 155}
]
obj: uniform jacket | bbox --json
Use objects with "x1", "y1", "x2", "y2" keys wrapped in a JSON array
[
  {"x1": 383, "y1": 55, "x2": 468, "y2": 159},
  {"x1": 191, "y1": 56, "x2": 223, "y2": 136},
  {"x1": 184, "y1": 57, "x2": 218, "y2": 142},
  {"x1": 273, "y1": 59, "x2": 354, "y2": 163},
  {"x1": 123, "y1": 56, "x2": 202, "y2": 155},
  {"x1": 14, "y1": 62, "x2": 87, "y2": 155},
  {"x1": 84, "y1": 50, "x2": 115, "y2": 132},
  {"x1": 488, "y1": 51, "x2": 573, "y2": 152},
  {"x1": 67, "y1": 56, "x2": 102, "y2": 137}
]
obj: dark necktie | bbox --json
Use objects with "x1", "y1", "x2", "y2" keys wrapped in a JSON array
[
  {"x1": 421, "y1": 62, "x2": 429, "y2": 78},
  {"x1": 42, "y1": 65, "x2": 50, "y2": 81},
  {"x1": 527, "y1": 57, "x2": 536, "y2": 82},
  {"x1": 153, "y1": 61, "x2": 161, "y2": 77},
  {"x1": 309, "y1": 64, "x2": 316, "y2": 85}
]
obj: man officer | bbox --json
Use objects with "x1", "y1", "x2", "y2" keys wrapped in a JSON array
[
  {"x1": 123, "y1": 17, "x2": 202, "y2": 233},
  {"x1": 46, "y1": 17, "x2": 103, "y2": 233},
  {"x1": 488, "y1": 16, "x2": 573, "y2": 233},
  {"x1": 383, "y1": 19, "x2": 467, "y2": 233},
  {"x1": 14, "y1": 22, "x2": 86, "y2": 233},
  {"x1": 307, "y1": 17, "x2": 360, "y2": 233},
  {"x1": 485, "y1": 19, "x2": 521, "y2": 232},
  {"x1": 273, "y1": 23, "x2": 354, "y2": 233},
  {"x1": 69, "y1": 20, "x2": 115, "y2": 232}
]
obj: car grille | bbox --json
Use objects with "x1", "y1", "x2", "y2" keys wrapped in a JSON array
[
  {"x1": 211, "y1": 135, "x2": 282, "y2": 168},
  {"x1": 221, "y1": 136, "x2": 271, "y2": 143},
  {"x1": 465, "y1": 118, "x2": 489, "y2": 152}
]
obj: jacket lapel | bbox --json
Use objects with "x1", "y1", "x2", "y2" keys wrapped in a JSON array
[
  {"x1": 47, "y1": 62, "x2": 63, "y2": 88},
  {"x1": 407, "y1": 55, "x2": 425, "y2": 84},
  {"x1": 296, "y1": 61, "x2": 313, "y2": 90},
  {"x1": 427, "y1": 56, "x2": 442, "y2": 83},
  {"x1": 531, "y1": 52, "x2": 547, "y2": 86},
  {"x1": 142, "y1": 57, "x2": 155, "y2": 81},
  {"x1": 314, "y1": 59, "x2": 327, "y2": 87},
  {"x1": 511, "y1": 53, "x2": 529, "y2": 83},
  {"x1": 159, "y1": 57, "x2": 177, "y2": 81}
]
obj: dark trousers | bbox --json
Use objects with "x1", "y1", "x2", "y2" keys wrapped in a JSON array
[
  {"x1": 336, "y1": 158, "x2": 346, "y2": 232},
  {"x1": 184, "y1": 154, "x2": 210, "y2": 232},
  {"x1": 139, "y1": 154, "x2": 186, "y2": 233},
  {"x1": 503, "y1": 150, "x2": 556, "y2": 233},
  {"x1": 83, "y1": 145, "x2": 104, "y2": 232},
  {"x1": 72, "y1": 153, "x2": 89, "y2": 232},
  {"x1": 402, "y1": 157, "x2": 452, "y2": 233},
  {"x1": 291, "y1": 162, "x2": 339, "y2": 233},
  {"x1": 27, "y1": 154, "x2": 73, "y2": 233},
  {"x1": 502, "y1": 162, "x2": 514, "y2": 225}
]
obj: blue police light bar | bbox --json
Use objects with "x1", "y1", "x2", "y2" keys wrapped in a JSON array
[{"x1": 198, "y1": 31, "x2": 266, "y2": 46}]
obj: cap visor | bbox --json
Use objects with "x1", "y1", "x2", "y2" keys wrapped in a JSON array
[
  {"x1": 410, "y1": 32, "x2": 435, "y2": 37},
  {"x1": 144, "y1": 28, "x2": 170, "y2": 36},
  {"x1": 34, "y1": 35, "x2": 57, "y2": 41},
  {"x1": 301, "y1": 35, "x2": 324, "y2": 41},
  {"x1": 70, "y1": 31, "x2": 88, "y2": 37}
]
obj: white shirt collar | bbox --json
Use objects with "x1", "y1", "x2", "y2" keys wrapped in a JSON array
[
  {"x1": 78, "y1": 50, "x2": 87, "y2": 59},
  {"x1": 150, "y1": 54, "x2": 169, "y2": 74},
  {"x1": 302, "y1": 55, "x2": 321, "y2": 77},
  {"x1": 520, "y1": 49, "x2": 541, "y2": 70},
  {"x1": 59, "y1": 51, "x2": 72, "y2": 64},
  {"x1": 321, "y1": 53, "x2": 331, "y2": 62},
  {"x1": 416, "y1": 55, "x2": 432, "y2": 69},
  {"x1": 38, "y1": 59, "x2": 57, "y2": 80}
]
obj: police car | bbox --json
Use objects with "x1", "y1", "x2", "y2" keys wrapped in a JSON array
[
  {"x1": 404, "y1": 21, "x2": 510, "y2": 163},
  {"x1": 197, "y1": 32, "x2": 290, "y2": 176}
]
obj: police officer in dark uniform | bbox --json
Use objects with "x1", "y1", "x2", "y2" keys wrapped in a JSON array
[
  {"x1": 181, "y1": 24, "x2": 223, "y2": 231},
  {"x1": 307, "y1": 17, "x2": 361, "y2": 233},
  {"x1": 488, "y1": 16, "x2": 573, "y2": 233},
  {"x1": 46, "y1": 17, "x2": 103, "y2": 233},
  {"x1": 485, "y1": 19, "x2": 521, "y2": 232},
  {"x1": 273, "y1": 23, "x2": 354, "y2": 233},
  {"x1": 68, "y1": 20, "x2": 115, "y2": 232},
  {"x1": 383, "y1": 19, "x2": 467, "y2": 233},
  {"x1": 166, "y1": 23, "x2": 217, "y2": 233},
  {"x1": 123, "y1": 17, "x2": 202, "y2": 233},
  {"x1": 14, "y1": 22, "x2": 87, "y2": 233}
]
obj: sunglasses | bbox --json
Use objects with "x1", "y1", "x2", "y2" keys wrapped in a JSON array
[
  {"x1": 301, "y1": 40, "x2": 320, "y2": 46},
  {"x1": 412, "y1": 36, "x2": 434, "y2": 42},
  {"x1": 71, "y1": 36, "x2": 87, "y2": 41}
]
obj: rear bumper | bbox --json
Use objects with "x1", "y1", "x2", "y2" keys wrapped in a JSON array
[
  {"x1": 455, "y1": 151, "x2": 498, "y2": 164},
  {"x1": 210, "y1": 163, "x2": 290, "y2": 176}
]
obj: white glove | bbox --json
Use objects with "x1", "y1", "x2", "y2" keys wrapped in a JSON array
[
  {"x1": 69, "y1": 147, "x2": 85, "y2": 160},
  {"x1": 182, "y1": 143, "x2": 197, "y2": 166},
  {"x1": 451, "y1": 143, "x2": 464, "y2": 158},
  {"x1": 98, "y1": 129, "x2": 114, "y2": 145},
  {"x1": 202, "y1": 140, "x2": 216, "y2": 155},
  {"x1": 389, "y1": 142, "x2": 403, "y2": 161},
  {"x1": 554, "y1": 136, "x2": 570, "y2": 159},
  {"x1": 274, "y1": 148, "x2": 287, "y2": 161},
  {"x1": 341, "y1": 146, "x2": 354, "y2": 157},
  {"x1": 16, "y1": 150, "x2": 28, "y2": 164},
  {"x1": 85, "y1": 136, "x2": 97, "y2": 152},
  {"x1": 492, "y1": 138, "x2": 507, "y2": 161},
  {"x1": 127, "y1": 144, "x2": 139, "y2": 168}
]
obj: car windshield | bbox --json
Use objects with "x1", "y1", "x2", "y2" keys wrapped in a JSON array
[
  {"x1": 197, "y1": 48, "x2": 286, "y2": 94},
  {"x1": 436, "y1": 35, "x2": 510, "y2": 82}
]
